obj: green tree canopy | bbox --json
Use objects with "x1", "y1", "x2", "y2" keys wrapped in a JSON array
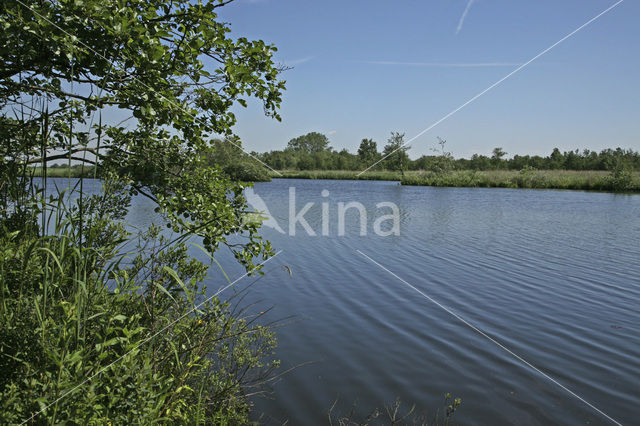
[
  {"x1": 357, "y1": 138, "x2": 378, "y2": 164},
  {"x1": 1, "y1": 0, "x2": 286, "y2": 269},
  {"x1": 492, "y1": 147, "x2": 507, "y2": 160},
  {"x1": 286, "y1": 131, "x2": 330, "y2": 153},
  {"x1": 491, "y1": 147, "x2": 507, "y2": 168},
  {"x1": 383, "y1": 132, "x2": 409, "y2": 176}
]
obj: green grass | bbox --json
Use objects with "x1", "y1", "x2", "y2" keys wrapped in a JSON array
[
  {"x1": 30, "y1": 166, "x2": 98, "y2": 178},
  {"x1": 270, "y1": 169, "x2": 640, "y2": 192},
  {"x1": 1, "y1": 189, "x2": 277, "y2": 424}
]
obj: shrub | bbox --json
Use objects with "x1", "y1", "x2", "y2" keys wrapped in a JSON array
[
  {"x1": 224, "y1": 162, "x2": 272, "y2": 182},
  {"x1": 608, "y1": 165, "x2": 633, "y2": 191}
]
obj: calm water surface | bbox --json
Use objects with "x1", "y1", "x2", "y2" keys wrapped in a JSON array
[
  {"x1": 236, "y1": 179, "x2": 640, "y2": 425},
  {"x1": 56, "y1": 178, "x2": 640, "y2": 425}
]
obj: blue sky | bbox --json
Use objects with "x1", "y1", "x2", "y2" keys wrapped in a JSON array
[{"x1": 219, "y1": 0, "x2": 639, "y2": 159}]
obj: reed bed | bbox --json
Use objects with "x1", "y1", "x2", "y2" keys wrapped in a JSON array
[
  {"x1": 270, "y1": 169, "x2": 640, "y2": 192},
  {"x1": 401, "y1": 170, "x2": 640, "y2": 192}
]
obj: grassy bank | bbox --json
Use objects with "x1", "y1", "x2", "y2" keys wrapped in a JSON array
[
  {"x1": 270, "y1": 169, "x2": 640, "y2": 192},
  {"x1": 30, "y1": 166, "x2": 98, "y2": 178},
  {"x1": 31, "y1": 164, "x2": 271, "y2": 181},
  {"x1": 33, "y1": 167, "x2": 640, "y2": 192},
  {"x1": 269, "y1": 169, "x2": 404, "y2": 181},
  {"x1": 402, "y1": 169, "x2": 640, "y2": 192}
]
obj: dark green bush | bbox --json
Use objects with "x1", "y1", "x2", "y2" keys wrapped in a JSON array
[
  {"x1": 608, "y1": 165, "x2": 633, "y2": 191},
  {"x1": 224, "y1": 162, "x2": 272, "y2": 182}
]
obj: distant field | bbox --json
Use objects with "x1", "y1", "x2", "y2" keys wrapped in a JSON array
[{"x1": 271, "y1": 169, "x2": 640, "y2": 192}]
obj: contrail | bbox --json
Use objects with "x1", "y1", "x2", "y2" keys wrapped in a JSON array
[
  {"x1": 358, "y1": 0, "x2": 624, "y2": 176},
  {"x1": 456, "y1": 0, "x2": 476, "y2": 34},
  {"x1": 364, "y1": 61, "x2": 521, "y2": 67}
]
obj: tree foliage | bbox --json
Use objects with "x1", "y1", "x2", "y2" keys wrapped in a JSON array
[
  {"x1": 1, "y1": 0, "x2": 286, "y2": 422},
  {"x1": 383, "y1": 132, "x2": 409, "y2": 176},
  {"x1": 1, "y1": 0, "x2": 286, "y2": 269},
  {"x1": 491, "y1": 147, "x2": 507, "y2": 169},
  {"x1": 259, "y1": 130, "x2": 640, "y2": 175},
  {"x1": 358, "y1": 138, "x2": 379, "y2": 164},
  {"x1": 286, "y1": 131, "x2": 330, "y2": 153},
  {"x1": 207, "y1": 136, "x2": 271, "y2": 182}
]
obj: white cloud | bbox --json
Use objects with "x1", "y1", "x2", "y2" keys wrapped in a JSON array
[
  {"x1": 456, "y1": 0, "x2": 476, "y2": 35},
  {"x1": 327, "y1": 130, "x2": 337, "y2": 135}
]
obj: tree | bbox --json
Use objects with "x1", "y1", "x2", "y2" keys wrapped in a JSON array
[
  {"x1": 383, "y1": 132, "x2": 409, "y2": 176},
  {"x1": 286, "y1": 132, "x2": 330, "y2": 153},
  {"x1": 336, "y1": 148, "x2": 359, "y2": 170},
  {"x1": 1, "y1": 0, "x2": 286, "y2": 268},
  {"x1": 1, "y1": 0, "x2": 285, "y2": 422},
  {"x1": 357, "y1": 138, "x2": 378, "y2": 164},
  {"x1": 491, "y1": 147, "x2": 507, "y2": 169},
  {"x1": 431, "y1": 136, "x2": 454, "y2": 175},
  {"x1": 208, "y1": 136, "x2": 270, "y2": 181},
  {"x1": 469, "y1": 153, "x2": 491, "y2": 170},
  {"x1": 549, "y1": 148, "x2": 564, "y2": 169}
]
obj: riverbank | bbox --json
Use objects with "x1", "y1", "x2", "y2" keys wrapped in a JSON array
[
  {"x1": 269, "y1": 169, "x2": 401, "y2": 181},
  {"x1": 31, "y1": 167, "x2": 640, "y2": 192},
  {"x1": 402, "y1": 169, "x2": 640, "y2": 192},
  {"x1": 270, "y1": 169, "x2": 640, "y2": 192},
  {"x1": 30, "y1": 166, "x2": 98, "y2": 178}
]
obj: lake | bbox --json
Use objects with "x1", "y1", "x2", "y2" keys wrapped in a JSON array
[
  {"x1": 237, "y1": 179, "x2": 639, "y2": 425},
  {"x1": 56, "y1": 178, "x2": 640, "y2": 424}
]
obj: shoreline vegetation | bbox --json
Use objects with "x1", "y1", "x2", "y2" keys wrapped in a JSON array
[
  {"x1": 35, "y1": 166, "x2": 640, "y2": 193},
  {"x1": 270, "y1": 169, "x2": 640, "y2": 192},
  {"x1": 33, "y1": 133, "x2": 640, "y2": 193},
  {"x1": 3, "y1": 0, "x2": 286, "y2": 422},
  {"x1": 256, "y1": 132, "x2": 640, "y2": 193}
]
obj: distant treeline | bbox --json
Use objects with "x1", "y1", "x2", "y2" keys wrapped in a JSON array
[
  {"x1": 37, "y1": 132, "x2": 640, "y2": 181},
  {"x1": 255, "y1": 132, "x2": 640, "y2": 172}
]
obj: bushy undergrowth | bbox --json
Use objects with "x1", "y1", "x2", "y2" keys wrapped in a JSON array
[{"x1": 0, "y1": 190, "x2": 278, "y2": 424}]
